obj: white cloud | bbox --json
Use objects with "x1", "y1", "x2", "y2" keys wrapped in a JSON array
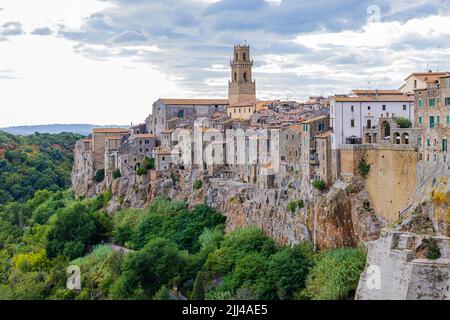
[{"x1": 0, "y1": 34, "x2": 184, "y2": 127}]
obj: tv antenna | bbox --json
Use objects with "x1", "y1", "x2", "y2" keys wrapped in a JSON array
[{"x1": 437, "y1": 45, "x2": 442, "y2": 72}]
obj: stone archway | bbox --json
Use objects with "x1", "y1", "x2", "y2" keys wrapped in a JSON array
[
  {"x1": 365, "y1": 132, "x2": 372, "y2": 144},
  {"x1": 401, "y1": 133, "x2": 410, "y2": 145},
  {"x1": 380, "y1": 121, "x2": 391, "y2": 140},
  {"x1": 393, "y1": 132, "x2": 401, "y2": 144}
]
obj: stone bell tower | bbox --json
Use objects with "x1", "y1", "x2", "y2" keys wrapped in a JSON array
[{"x1": 228, "y1": 44, "x2": 256, "y2": 105}]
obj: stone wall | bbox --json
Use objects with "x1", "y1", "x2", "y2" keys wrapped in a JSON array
[{"x1": 356, "y1": 231, "x2": 450, "y2": 300}]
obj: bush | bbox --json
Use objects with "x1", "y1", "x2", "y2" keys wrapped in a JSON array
[
  {"x1": 394, "y1": 117, "x2": 412, "y2": 128},
  {"x1": 112, "y1": 169, "x2": 121, "y2": 179},
  {"x1": 94, "y1": 169, "x2": 105, "y2": 183},
  {"x1": 312, "y1": 180, "x2": 326, "y2": 191},
  {"x1": 136, "y1": 166, "x2": 147, "y2": 176},
  {"x1": 287, "y1": 199, "x2": 304, "y2": 213},
  {"x1": 193, "y1": 179, "x2": 203, "y2": 190},
  {"x1": 142, "y1": 158, "x2": 155, "y2": 170},
  {"x1": 358, "y1": 159, "x2": 371, "y2": 179},
  {"x1": 303, "y1": 247, "x2": 366, "y2": 300}
]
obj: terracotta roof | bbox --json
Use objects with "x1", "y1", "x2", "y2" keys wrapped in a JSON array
[
  {"x1": 302, "y1": 115, "x2": 329, "y2": 124},
  {"x1": 315, "y1": 131, "x2": 332, "y2": 138},
  {"x1": 352, "y1": 89, "x2": 403, "y2": 96},
  {"x1": 288, "y1": 124, "x2": 302, "y2": 134},
  {"x1": 93, "y1": 128, "x2": 130, "y2": 134},
  {"x1": 160, "y1": 98, "x2": 228, "y2": 105},
  {"x1": 227, "y1": 100, "x2": 255, "y2": 108},
  {"x1": 333, "y1": 95, "x2": 413, "y2": 102},
  {"x1": 404, "y1": 72, "x2": 447, "y2": 81},
  {"x1": 155, "y1": 147, "x2": 172, "y2": 155}
]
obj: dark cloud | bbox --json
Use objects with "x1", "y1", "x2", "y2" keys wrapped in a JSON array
[
  {"x1": 1, "y1": 21, "x2": 24, "y2": 36},
  {"x1": 52, "y1": 0, "x2": 450, "y2": 98},
  {"x1": 31, "y1": 27, "x2": 52, "y2": 36}
]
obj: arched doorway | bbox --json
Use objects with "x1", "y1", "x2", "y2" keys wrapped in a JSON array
[
  {"x1": 365, "y1": 133, "x2": 372, "y2": 143},
  {"x1": 381, "y1": 121, "x2": 391, "y2": 140},
  {"x1": 393, "y1": 132, "x2": 401, "y2": 144},
  {"x1": 401, "y1": 133, "x2": 409, "y2": 144}
]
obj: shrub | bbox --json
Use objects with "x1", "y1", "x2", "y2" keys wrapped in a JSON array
[
  {"x1": 303, "y1": 247, "x2": 366, "y2": 300},
  {"x1": 136, "y1": 166, "x2": 147, "y2": 176},
  {"x1": 287, "y1": 199, "x2": 304, "y2": 213},
  {"x1": 358, "y1": 159, "x2": 371, "y2": 179},
  {"x1": 423, "y1": 238, "x2": 441, "y2": 260},
  {"x1": 94, "y1": 169, "x2": 105, "y2": 183},
  {"x1": 312, "y1": 180, "x2": 326, "y2": 191},
  {"x1": 112, "y1": 169, "x2": 121, "y2": 179},
  {"x1": 142, "y1": 157, "x2": 155, "y2": 170},
  {"x1": 394, "y1": 117, "x2": 412, "y2": 128},
  {"x1": 193, "y1": 179, "x2": 203, "y2": 190}
]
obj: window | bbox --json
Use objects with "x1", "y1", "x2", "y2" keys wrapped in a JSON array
[
  {"x1": 243, "y1": 72, "x2": 247, "y2": 82},
  {"x1": 418, "y1": 99, "x2": 422, "y2": 108},
  {"x1": 351, "y1": 105, "x2": 354, "y2": 112},
  {"x1": 443, "y1": 139, "x2": 448, "y2": 152},
  {"x1": 382, "y1": 105, "x2": 386, "y2": 111},
  {"x1": 430, "y1": 116, "x2": 435, "y2": 128},
  {"x1": 447, "y1": 115, "x2": 450, "y2": 124},
  {"x1": 367, "y1": 106, "x2": 371, "y2": 111},
  {"x1": 243, "y1": 53, "x2": 246, "y2": 61},
  {"x1": 437, "y1": 116, "x2": 440, "y2": 124},
  {"x1": 429, "y1": 98, "x2": 435, "y2": 107},
  {"x1": 419, "y1": 116, "x2": 422, "y2": 124},
  {"x1": 350, "y1": 119, "x2": 355, "y2": 127},
  {"x1": 414, "y1": 80, "x2": 417, "y2": 89},
  {"x1": 427, "y1": 138, "x2": 431, "y2": 147},
  {"x1": 403, "y1": 105, "x2": 407, "y2": 111},
  {"x1": 418, "y1": 137, "x2": 422, "y2": 146},
  {"x1": 445, "y1": 97, "x2": 450, "y2": 106}
]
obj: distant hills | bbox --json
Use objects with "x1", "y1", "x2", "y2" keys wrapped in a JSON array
[{"x1": 0, "y1": 124, "x2": 130, "y2": 136}]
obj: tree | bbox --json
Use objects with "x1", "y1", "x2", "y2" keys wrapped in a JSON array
[
  {"x1": 45, "y1": 203, "x2": 96, "y2": 260},
  {"x1": 191, "y1": 271, "x2": 206, "y2": 300},
  {"x1": 268, "y1": 243, "x2": 314, "y2": 299},
  {"x1": 112, "y1": 238, "x2": 187, "y2": 299},
  {"x1": 394, "y1": 117, "x2": 412, "y2": 128}
]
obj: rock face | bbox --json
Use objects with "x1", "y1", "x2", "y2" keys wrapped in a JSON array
[{"x1": 356, "y1": 231, "x2": 450, "y2": 300}]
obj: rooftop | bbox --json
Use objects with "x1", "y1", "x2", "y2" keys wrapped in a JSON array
[
  {"x1": 333, "y1": 95, "x2": 413, "y2": 102},
  {"x1": 93, "y1": 128, "x2": 130, "y2": 134},
  {"x1": 352, "y1": 89, "x2": 403, "y2": 96},
  {"x1": 160, "y1": 98, "x2": 229, "y2": 106},
  {"x1": 301, "y1": 115, "x2": 329, "y2": 124}
]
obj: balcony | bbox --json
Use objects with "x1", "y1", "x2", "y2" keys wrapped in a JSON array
[{"x1": 345, "y1": 137, "x2": 363, "y2": 145}]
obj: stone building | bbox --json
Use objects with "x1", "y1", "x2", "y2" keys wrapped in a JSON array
[
  {"x1": 314, "y1": 131, "x2": 332, "y2": 186},
  {"x1": 280, "y1": 124, "x2": 302, "y2": 171},
  {"x1": 92, "y1": 128, "x2": 130, "y2": 171},
  {"x1": 415, "y1": 74, "x2": 450, "y2": 175},
  {"x1": 400, "y1": 71, "x2": 447, "y2": 94},
  {"x1": 300, "y1": 115, "x2": 330, "y2": 182},
  {"x1": 149, "y1": 99, "x2": 228, "y2": 136},
  {"x1": 228, "y1": 44, "x2": 256, "y2": 106}
]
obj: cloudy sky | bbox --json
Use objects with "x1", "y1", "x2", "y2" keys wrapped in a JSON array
[{"x1": 1, "y1": 0, "x2": 449, "y2": 127}]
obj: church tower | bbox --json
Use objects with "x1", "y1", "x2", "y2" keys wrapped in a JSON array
[{"x1": 228, "y1": 45, "x2": 256, "y2": 105}]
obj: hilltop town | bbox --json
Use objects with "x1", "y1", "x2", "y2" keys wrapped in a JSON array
[{"x1": 72, "y1": 45, "x2": 450, "y2": 300}]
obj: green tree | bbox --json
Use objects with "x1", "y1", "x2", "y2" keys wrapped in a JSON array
[
  {"x1": 191, "y1": 271, "x2": 206, "y2": 300},
  {"x1": 112, "y1": 238, "x2": 187, "y2": 299},
  {"x1": 45, "y1": 203, "x2": 96, "y2": 260}
]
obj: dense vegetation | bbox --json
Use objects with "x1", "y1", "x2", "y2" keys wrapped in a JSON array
[
  {"x1": 0, "y1": 131, "x2": 81, "y2": 204},
  {"x1": 0, "y1": 132, "x2": 366, "y2": 300}
]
